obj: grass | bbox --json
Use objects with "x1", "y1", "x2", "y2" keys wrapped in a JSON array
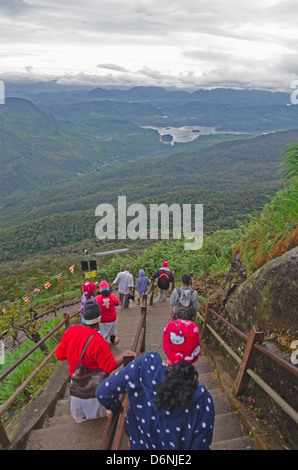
[
  {"x1": 94, "y1": 228, "x2": 242, "y2": 285},
  {"x1": 0, "y1": 317, "x2": 64, "y2": 426},
  {"x1": 234, "y1": 181, "x2": 298, "y2": 274}
]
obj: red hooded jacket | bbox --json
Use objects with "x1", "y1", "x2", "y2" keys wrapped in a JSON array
[{"x1": 55, "y1": 325, "x2": 118, "y2": 377}]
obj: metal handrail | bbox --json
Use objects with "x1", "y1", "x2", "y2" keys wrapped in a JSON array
[
  {"x1": 197, "y1": 299, "x2": 298, "y2": 424},
  {"x1": 101, "y1": 294, "x2": 148, "y2": 450},
  {"x1": 0, "y1": 309, "x2": 81, "y2": 448},
  {"x1": 198, "y1": 299, "x2": 298, "y2": 377},
  {"x1": 0, "y1": 297, "x2": 81, "y2": 346}
]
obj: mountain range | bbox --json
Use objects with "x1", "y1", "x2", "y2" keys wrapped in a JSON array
[{"x1": 5, "y1": 82, "x2": 292, "y2": 107}]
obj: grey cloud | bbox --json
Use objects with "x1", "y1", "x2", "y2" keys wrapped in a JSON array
[
  {"x1": 0, "y1": 0, "x2": 32, "y2": 15},
  {"x1": 0, "y1": 0, "x2": 297, "y2": 92},
  {"x1": 263, "y1": 0, "x2": 298, "y2": 24},
  {"x1": 271, "y1": 53, "x2": 298, "y2": 77},
  {"x1": 97, "y1": 64, "x2": 129, "y2": 72},
  {"x1": 183, "y1": 49, "x2": 236, "y2": 64}
]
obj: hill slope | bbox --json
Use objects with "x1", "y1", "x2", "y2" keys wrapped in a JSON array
[
  {"x1": 0, "y1": 98, "x2": 166, "y2": 196},
  {"x1": 1, "y1": 128, "x2": 297, "y2": 263},
  {"x1": 42, "y1": 98, "x2": 298, "y2": 132},
  {"x1": 1, "y1": 127, "x2": 296, "y2": 227}
]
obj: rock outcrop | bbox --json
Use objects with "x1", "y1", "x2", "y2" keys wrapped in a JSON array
[
  {"x1": 223, "y1": 246, "x2": 298, "y2": 334},
  {"x1": 203, "y1": 246, "x2": 298, "y2": 448}
]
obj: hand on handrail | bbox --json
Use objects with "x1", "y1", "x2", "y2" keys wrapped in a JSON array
[{"x1": 124, "y1": 350, "x2": 137, "y2": 358}]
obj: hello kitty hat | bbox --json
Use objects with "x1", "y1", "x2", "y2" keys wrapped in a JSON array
[{"x1": 162, "y1": 319, "x2": 201, "y2": 364}]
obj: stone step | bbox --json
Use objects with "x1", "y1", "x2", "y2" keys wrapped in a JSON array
[
  {"x1": 212, "y1": 411, "x2": 247, "y2": 443},
  {"x1": 212, "y1": 436, "x2": 258, "y2": 450},
  {"x1": 25, "y1": 416, "x2": 109, "y2": 450},
  {"x1": 198, "y1": 371, "x2": 219, "y2": 391},
  {"x1": 196, "y1": 360, "x2": 216, "y2": 375},
  {"x1": 212, "y1": 392, "x2": 233, "y2": 415},
  {"x1": 53, "y1": 398, "x2": 71, "y2": 417}
]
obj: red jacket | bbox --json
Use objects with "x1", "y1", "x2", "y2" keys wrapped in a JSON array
[
  {"x1": 55, "y1": 325, "x2": 118, "y2": 377},
  {"x1": 95, "y1": 293, "x2": 120, "y2": 323}
]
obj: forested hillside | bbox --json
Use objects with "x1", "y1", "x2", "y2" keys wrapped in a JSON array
[
  {"x1": 0, "y1": 98, "x2": 167, "y2": 196},
  {"x1": 43, "y1": 98, "x2": 298, "y2": 131},
  {"x1": 2, "y1": 127, "x2": 297, "y2": 229}
]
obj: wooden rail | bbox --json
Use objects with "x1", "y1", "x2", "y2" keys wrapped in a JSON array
[
  {"x1": 0, "y1": 297, "x2": 81, "y2": 349},
  {"x1": 198, "y1": 299, "x2": 298, "y2": 425},
  {"x1": 101, "y1": 292, "x2": 148, "y2": 450},
  {"x1": 0, "y1": 309, "x2": 81, "y2": 448}
]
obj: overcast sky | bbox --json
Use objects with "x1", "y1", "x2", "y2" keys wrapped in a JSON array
[{"x1": 0, "y1": 0, "x2": 297, "y2": 91}]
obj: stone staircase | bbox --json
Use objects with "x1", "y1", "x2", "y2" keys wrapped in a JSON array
[
  {"x1": 194, "y1": 355, "x2": 257, "y2": 450},
  {"x1": 24, "y1": 299, "x2": 258, "y2": 450},
  {"x1": 25, "y1": 383, "x2": 109, "y2": 450}
]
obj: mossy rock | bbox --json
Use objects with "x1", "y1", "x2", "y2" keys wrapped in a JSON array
[{"x1": 224, "y1": 247, "x2": 298, "y2": 333}]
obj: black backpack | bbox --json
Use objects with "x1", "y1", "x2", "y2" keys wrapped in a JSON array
[
  {"x1": 158, "y1": 269, "x2": 170, "y2": 287},
  {"x1": 171, "y1": 288, "x2": 196, "y2": 320}
]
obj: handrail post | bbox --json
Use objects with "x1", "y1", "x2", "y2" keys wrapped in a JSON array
[
  {"x1": 140, "y1": 294, "x2": 147, "y2": 353},
  {"x1": 149, "y1": 277, "x2": 155, "y2": 306},
  {"x1": 190, "y1": 272, "x2": 193, "y2": 287},
  {"x1": 201, "y1": 302, "x2": 213, "y2": 339},
  {"x1": 123, "y1": 354, "x2": 135, "y2": 367},
  {"x1": 63, "y1": 312, "x2": 70, "y2": 330},
  {"x1": 171, "y1": 271, "x2": 175, "y2": 293},
  {"x1": 234, "y1": 327, "x2": 264, "y2": 396},
  {"x1": 0, "y1": 418, "x2": 10, "y2": 449},
  {"x1": 111, "y1": 353, "x2": 135, "y2": 450}
]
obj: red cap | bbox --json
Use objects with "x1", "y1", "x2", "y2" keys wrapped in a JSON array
[
  {"x1": 162, "y1": 261, "x2": 168, "y2": 267},
  {"x1": 82, "y1": 281, "x2": 96, "y2": 296},
  {"x1": 99, "y1": 281, "x2": 110, "y2": 290},
  {"x1": 163, "y1": 320, "x2": 201, "y2": 364}
]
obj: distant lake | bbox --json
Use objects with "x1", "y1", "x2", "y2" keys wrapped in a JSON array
[{"x1": 142, "y1": 125, "x2": 245, "y2": 145}]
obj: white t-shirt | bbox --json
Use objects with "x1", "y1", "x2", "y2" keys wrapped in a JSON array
[{"x1": 113, "y1": 270, "x2": 134, "y2": 294}]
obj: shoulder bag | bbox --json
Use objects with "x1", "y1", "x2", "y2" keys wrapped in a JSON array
[{"x1": 70, "y1": 334, "x2": 109, "y2": 399}]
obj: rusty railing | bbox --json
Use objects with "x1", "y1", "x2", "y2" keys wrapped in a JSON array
[
  {"x1": 101, "y1": 291, "x2": 149, "y2": 450},
  {"x1": 0, "y1": 309, "x2": 80, "y2": 448},
  {"x1": 197, "y1": 299, "x2": 298, "y2": 425}
]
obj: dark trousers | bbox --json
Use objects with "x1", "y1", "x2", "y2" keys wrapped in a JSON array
[{"x1": 119, "y1": 292, "x2": 130, "y2": 308}]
